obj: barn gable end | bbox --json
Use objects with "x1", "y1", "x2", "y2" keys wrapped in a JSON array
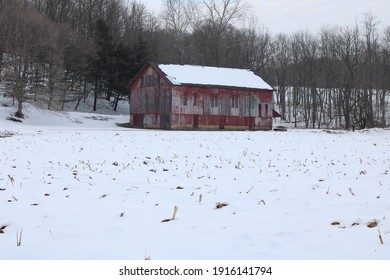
[{"x1": 129, "y1": 62, "x2": 275, "y2": 130}]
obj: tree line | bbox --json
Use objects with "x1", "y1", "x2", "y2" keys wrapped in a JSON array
[{"x1": 0, "y1": 0, "x2": 389, "y2": 129}]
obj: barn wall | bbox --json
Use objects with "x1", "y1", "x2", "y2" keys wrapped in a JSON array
[
  {"x1": 171, "y1": 85, "x2": 273, "y2": 130},
  {"x1": 129, "y1": 63, "x2": 274, "y2": 130},
  {"x1": 130, "y1": 65, "x2": 173, "y2": 128}
]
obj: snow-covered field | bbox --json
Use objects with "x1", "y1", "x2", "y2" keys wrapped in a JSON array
[{"x1": 1, "y1": 99, "x2": 389, "y2": 260}]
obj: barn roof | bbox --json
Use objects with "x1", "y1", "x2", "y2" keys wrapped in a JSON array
[{"x1": 154, "y1": 63, "x2": 273, "y2": 91}]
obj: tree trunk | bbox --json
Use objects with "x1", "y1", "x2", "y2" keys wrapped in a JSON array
[
  {"x1": 114, "y1": 92, "x2": 120, "y2": 111},
  {"x1": 279, "y1": 85, "x2": 286, "y2": 120},
  {"x1": 380, "y1": 90, "x2": 387, "y2": 127},
  {"x1": 93, "y1": 81, "x2": 99, "y2": 111},
  {"x1": 293, "y1": 87, "x2": 298, "y2": 128},
  {"x1": 14, "y1": 64, "x2": 28, "y2": 118}
]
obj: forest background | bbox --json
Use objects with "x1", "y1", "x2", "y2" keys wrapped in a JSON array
[{"x1": 1, "y1": 0, "x2": 390, "y2": 129}]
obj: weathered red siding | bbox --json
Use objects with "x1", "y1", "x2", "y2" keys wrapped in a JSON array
[
  {"x1": 130, "y1": 64, "x2": 173, "y2": 129},
  {"x1": 129, "y1": 63, "x2": 274, "y2": 130}
]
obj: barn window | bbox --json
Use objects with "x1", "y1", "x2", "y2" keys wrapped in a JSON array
[
  {"x1": 144, "y1": 76, "x2": 149, "y2": 86},
  {"x1": 249, "y1": 96, "x2": 255, "y2": 109},
  {"x1": 145, "y1": 75, "x2": 154, "y2": 87},
  {"x1": 145, "y1": 76, "x2": 149, "y2": 86},
  {"x1": 259, "y1": 104, "x2": 262, "y2": 117},
  {"x1": 212, "y1": 94, "x2": 218, "y2": 107},
  {"x1": 183, "y1": 94, "x2": 188, "y2": 106},
  {"x1": 265, "y1": 104, "x2": 269, "y2": 116},
  {"x1": 145, "y1": 92, "x2": 149, "y2": 109},
  {"x1": 232, "y1": 95, "x2": 239, "y2": 108},
  {"x1": 140, "y1": 77, "x2": 144, "y2": 87},
  {"x1": 193, "y1": 93, "x2": 198, "y2": 106}
]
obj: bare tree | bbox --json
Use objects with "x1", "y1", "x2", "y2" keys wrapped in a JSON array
[
  {"x1": 196, "y1": 0, "x2": 248, "y2": 30},
  {"x1": 238, "y1": 16, "x2": 272, "y2": 72},
  {"x1": 43, "y1": 22, "x2": 72, "y2": 110},
  {"x1": 0, "y1": 0, "x2": 48, "y2": 117},
  {"x1": 379, "y1": 27, "x2": 390, "y2": 127},
  {"x1": 0, "y1": 22, "x2": 4, "y2": 85},
  {"x1": 161, "y1": 0, "x2": 192, "y2": 63},
  {"x1": 271, "y1": 33, "x2": 291, "y2": 121},
  {"x1": 191, "y1": 0, "x2": 248, "y2": 66},
  {"x1": 359, "y1": 14, "x2": 380, "y2": 128},
  {"x1": 122, "y1": 1, "x2": 149, "y2": 45},
  {"x1": 295, "y1": 31, "x2": 322, "y2": 128},
  {"x1": 333, "y1": 25, "x2": 362, "y2": 129}
]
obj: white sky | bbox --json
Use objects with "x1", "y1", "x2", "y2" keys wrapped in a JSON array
[{"x1": 145, "y1": 0, "x2": 390, "y2": 34}]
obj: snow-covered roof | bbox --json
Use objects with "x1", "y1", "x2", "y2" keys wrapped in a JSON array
[{"x1": 157, "y1": 64, "x2": 273, "y2": 90}]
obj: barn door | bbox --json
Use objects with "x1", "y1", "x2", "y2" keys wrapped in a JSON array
[
  {"x1": 219, "y1": 115, "x2": 226, "y2": 129},
  {"x1": 133, "y1": 114, "x2": 144, "y2": 128},
  {"x1": 193, "y1": 115, "x2": 199, "y2": 129},
  {"x1": 247, "y1": 117, "x2": 255, "y2": 130},
  {"x1": 160, "y1": 113, "x2": 171, "y2": 130}
]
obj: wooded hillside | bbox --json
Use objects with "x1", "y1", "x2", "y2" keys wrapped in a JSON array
[{"x1": 1, "y1": 0, "x2": 389, "y2": 129}]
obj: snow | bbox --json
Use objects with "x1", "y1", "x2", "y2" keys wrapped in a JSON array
[
  {"x1": 158, "y1": 64, "x2": 274, "y2": 90},
  {"x1": 1, "y1": 98, "x2": 390, "y2": 260}
]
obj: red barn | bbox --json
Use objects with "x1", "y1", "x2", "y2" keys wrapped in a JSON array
[{"x1": 129, "y1": 62, "x2": 275, "y2": 130}]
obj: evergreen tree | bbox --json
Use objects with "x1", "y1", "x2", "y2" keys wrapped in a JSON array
[
  {"x1": 131, "y1": 34, "x2": 149, "y2": 75},
  {"x1": 110, "y1": 43, "x2": 133, "y2": 111},
  {"x1": 90, "y1": 19, "x2": 115, "y2": 110}
]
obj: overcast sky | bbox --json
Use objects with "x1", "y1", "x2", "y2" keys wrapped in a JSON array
[{"x1": 145, "y1": 0, "x2": 390, "y2": 34}]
